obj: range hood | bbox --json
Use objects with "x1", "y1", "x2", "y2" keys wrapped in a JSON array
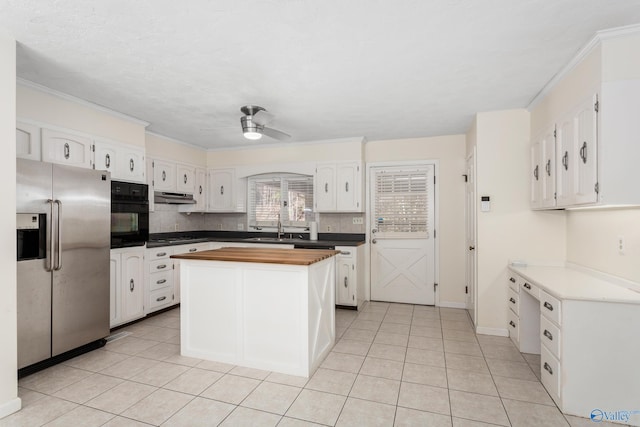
[{"x1": 154, "y1": 191, "x2": 196, "y2": 204}]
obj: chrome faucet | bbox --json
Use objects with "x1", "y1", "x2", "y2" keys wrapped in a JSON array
[{"x1": 277, "y1": 214, "x2": 284, "y2": 239}]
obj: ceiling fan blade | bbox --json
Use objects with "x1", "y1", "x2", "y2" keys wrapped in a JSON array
[
  {"x1": 262, "y1": 126, "x2": 291, "y2": 141},
  {"x1": 252, "y1": 110, "x2": 275, "y2": 126}
]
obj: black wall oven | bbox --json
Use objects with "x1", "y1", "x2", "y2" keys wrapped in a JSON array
[{"x1": 111, "y1": 181, "x2": 149, "y2": 248}]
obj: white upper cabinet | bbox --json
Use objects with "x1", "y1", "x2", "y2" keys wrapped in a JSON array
[
  {"x1": 16, "y1": 121, "x2": 41, "y2": 161},
  {"x1": 94, "y1": 141, "x2": 117, "y2": 175},
  {"x1": 315, "y1": 164, "x2": 336, "y2": 212},
  {"x1": 179, "y1": 167, "x2": 206, "y2": 213},
  {"x1": 541, "y1": 127, "x2": 557, "y2": 209},
  {"x1": 41, "y1": 128, "x2": 93, "y2": 169},
  {"x1": 208, "y1": 168, "x2": 234, "y2": 211},
  {"x1": 574, "y1": 94, "x2": 598, "y2": 205},
  {"x1": 315, "y1": 161, "x2": 363, "y2": 212},
  {"x1": 176, "y1": 163, "x2": 196, "y2": 193},
  {"x1": 555, "y1": 112, "x2": 576, "y2": 207},
  {"x1": 530, "y1": 139, "x2": 542, "y2": 209},
  {"x1": 117, "y1": 145, "x2": 145, "y2": 183},
  {"x1": 152, "y1": 159, "x2": 176, "y2": 192}
]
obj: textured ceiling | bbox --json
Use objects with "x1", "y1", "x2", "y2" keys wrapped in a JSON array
[{"x1": 1, "y1": 1, "x2": 640, "y2": 150}]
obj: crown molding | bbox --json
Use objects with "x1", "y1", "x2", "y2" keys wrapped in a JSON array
[
  {"x1": 145, "y1": 130, "x2": 206, "y2": 151},
  {"x1": 17, "y1": 78, "x2": 150, "y2": 127},
  {"x1": 527, "y1": 23, "x2": 640, "y2": 110}
]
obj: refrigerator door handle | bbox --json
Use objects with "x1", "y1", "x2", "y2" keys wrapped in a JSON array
[
  {"x1": 54, "y1": 200, "x2": 62, "y2": 271},
  {"x1": 46, "y1": 199, "x2": 55, "y2": 272}
]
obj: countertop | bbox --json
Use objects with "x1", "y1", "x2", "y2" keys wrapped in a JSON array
[
  {"x1": 171, "y1": 247, "x2": 340, "y2": 266},
  {"x1": 509, "y1": 264, "x2": 640, "y2": 304}
]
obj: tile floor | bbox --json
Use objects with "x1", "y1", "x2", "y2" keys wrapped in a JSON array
[{"x1": 2, "y1": 302, "x2": 626, "y2": 427}]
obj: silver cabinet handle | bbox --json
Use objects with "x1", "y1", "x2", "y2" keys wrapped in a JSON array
[
  {"x1": 157, "y1": 279, "x2": 167, "y2": 285},
  {"x1": 580, "y1": 141, "x2": 588, "y2": 164},
  {"x1": 543, "y1": 329, "x2": 553, "y2": 340},
  {"x1": 562, "y1": 151, "x2": 569, "y2": 171},
  {"x1": 469, "y1": 246, "x2": 475, "y2": 251},
  {"x1": 509, "y1": 321, "x2": 516, "y2": 328},
  {"x1": 544, "y1": 301, "x2": 554, "y2": 311},
  {"x1": 54, "y1": 200, "x2": 62, "y2": 271},
  {"x1": 340, "y1": 251, "x2": 351, "y2": 255},
  {"x1": 46, "y1": 199, "x2": 55, "y2": 272},
  {"x1": 371, "y1": 229, "x2": 377, "y2": 234},
  {"x1": 345, "y1": 182, "x2": 349, "y2": 192},
  {"x1": 157, "y1": 264, "x2": 167, "y2": 269},
  {"x1": 324, "y1": 183, "x2": 328, "y2": 193},
  {"x1": 130, "y1": 279, "x2": 134, "y2": 292},
  {"x1": 524, "y1": 283, "x2": 531, "y2": 290},
  {"x1": 220, "y1": 185, "x2": 224, "y2": 195},
  {"x1": 184, "y1": 174, "x2": 188, "y2": 184},
  {"x1": 199, "y1": 185, "x2": 203, "y2": 195},
  {"x1": 344, "y1": 277, "x2": 348, "y2": 287},
  {"x1": 130, "y1": 158, "x2": 134, "y2": 172},
  {"x1": 544, "y1": 362, "x2": 553, "y2": 375},
  {"x1": 105, "y1": 154, "x2": 111, "y2": 168},
  {"x1": 189, "y1": 248, "x2": 197, "y2": 252},
  {"x1": 157, "y1": 252, "x2": 167, "y2": 257},
  {"x1": 156, "y1": 296, "x2": 167, "y2": 302},
  {"x1": 64, "y1": 143, "x2": 70, "y2": 159},
  {"x1": 509, "y1": 277, "x2": 516, "y2": 283},
  {"x1": 546, "y1": 159, "x2": 551, "y2": 176},
  {"x1": 372, "y1": 238, "x2": 377, "y2": 244},
  {"x1": 162, "y1": 170, "x2": 166, "y2": 181},
  {"x1": 509, "y1": 298, "x2": 516, "y2": 304},
  {"x1": 533, "y1": 165, "x2": 539, "y2": 181}
]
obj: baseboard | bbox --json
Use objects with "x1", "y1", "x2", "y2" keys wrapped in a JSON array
[
  {"x1": 438, "y1": 301, "x2": 467, "y2": 309},
  {"x1": 0, "y1": 397, "x2": 21, "y2": 419},
  {"x1": 476, "y1": 326, "x2": 509, "y2": 337}
]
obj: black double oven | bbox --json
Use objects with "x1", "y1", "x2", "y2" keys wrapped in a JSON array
[{"x1": 111, "y1": 181, "x2": 149, "y2": 248}]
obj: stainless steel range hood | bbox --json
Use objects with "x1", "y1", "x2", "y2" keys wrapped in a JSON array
[{"x1": 154, "y1": 191, "x2": 196, "y2": 204}]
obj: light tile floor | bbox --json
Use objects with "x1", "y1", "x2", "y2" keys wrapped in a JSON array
[{"x1": 2, "y1": 302, "x2": 628, "y2": 427}]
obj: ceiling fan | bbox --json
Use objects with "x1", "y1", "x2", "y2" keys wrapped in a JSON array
[{"x1": 240, "y1": 105, "x2": 291, "y2": 141}]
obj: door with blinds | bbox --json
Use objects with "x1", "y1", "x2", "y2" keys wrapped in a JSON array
[{"x1": 369, "y1": 165, "x2": 435, "y2": 305}]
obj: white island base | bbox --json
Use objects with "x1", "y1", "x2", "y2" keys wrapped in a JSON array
[{"x1": 178, "y1": 251, "x2": 336, "y2": 377}]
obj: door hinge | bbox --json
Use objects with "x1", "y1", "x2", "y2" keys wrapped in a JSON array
[
  {"x1": 433, "y1": 283, "x2": 438, "y2": 291},
  {"x1": 553, "y1": 128, "x2": 557, "y2": 139},
  {"x1": 463, "y1": 174, "x2": 468, "y2": 182},
  {"x1": 554, "y1": 192, "x2": 557, "y2": 200},
  {"x1": 594, "y1": 99, "x2": 599, "y2": 113},
  {"x1": 465, "y1": 286, "x2": 468, "y2": 294},
  {"x1": 434, "y1": 176, "x2": 436, "y2": 185},
  {"x1": 433, "y1": 230, "x2": 436, "y2": 238},
  {"x1": 595, "y1": 182, "x2": 599, "y2": 194},
  {"x1": 92, "y1": 144, "x2": 95, "y2": 152}
]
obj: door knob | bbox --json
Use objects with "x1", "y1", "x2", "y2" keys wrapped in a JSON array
[{"x1": 469, "y1": 246, "x2": 475, "y2": 251}]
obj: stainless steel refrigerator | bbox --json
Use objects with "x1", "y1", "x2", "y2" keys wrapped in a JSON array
[{"x1": 16, "y1": 158, "x2": 111, "y2": 370}]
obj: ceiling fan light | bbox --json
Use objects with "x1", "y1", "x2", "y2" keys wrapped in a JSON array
[
  {"x1": 243, "y1": 130, "x2": 262, "y2": 140},
  {"x1": 240, "y1": 115, "x2": 263, "y2": 140}
]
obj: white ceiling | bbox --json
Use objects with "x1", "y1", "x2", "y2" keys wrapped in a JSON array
[{"x1": 2, "y1": 1, "x2": 640, "y2": 150}]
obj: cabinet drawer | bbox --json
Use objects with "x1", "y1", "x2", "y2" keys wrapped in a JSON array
[
  {"x1": 149, "y1": 287, "x2": 174, "y2": 310},
  {"x1": 508, "y1": 288, "x2": 519, "y2": 316},
  {"x1": 507, "y1": 309, "x2": 519, "y2": 345},
  {"x1": 173, "y1": 243, "x2": 209, "y2": 256},
  {"x1": 148, "y1": 248, "x2": 172, "y2": 261},
  {"x1": 540, "y1": 345, "x2": 561, "y2": 406},
  {"x1": 521, "y1": 280, "x2": 540, "y2": 299},
  {"x1": 149, "y1": 271, "x2": 173, "y2": 292},
  {"x1": 540, "y1": 315, "x2": 561, "y2": 360},
  {"x1": 540, "y1": 290, "x2": 561, "y2": 325},
  {"x1": 508, "y1": 274, "x2": 520, "y2": 293},
  {"x1": 150, "y1": 259, "x2": 173, "y2": 273}
]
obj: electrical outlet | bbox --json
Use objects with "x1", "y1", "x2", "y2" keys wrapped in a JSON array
[
  {"x1": 217, "y1": 223, "x2": 222, "y2": 230},
  {"x1": 237, "y1": 223, "x2": 244, "y2": 231},
  {"x1": 174, "y1": 223, "x2": 179, "y2": 231},
  {"x1": 618, "y1": 236, "x2": 625, "y2": 255},
  {"x1": 326, "y1": 225, "x2": 332, "y2": 232},
  {"x1": 352, "y1": 217, "x2": 363, "y2": 225}
]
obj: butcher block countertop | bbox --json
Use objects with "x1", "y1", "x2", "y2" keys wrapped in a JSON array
[{"x1": 171, "y1": 247, "x2": 339, "y2": 266}]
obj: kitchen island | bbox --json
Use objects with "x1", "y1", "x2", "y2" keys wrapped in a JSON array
[{"x1": 172, "y1": 247, "x2": 338, "y2": 377}]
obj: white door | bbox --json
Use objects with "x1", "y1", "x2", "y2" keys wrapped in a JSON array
[
  {"x1": 369, "y1": 165, "x2": 436, "y2": 305},
  {"x1": 121, "y1": 251, "x2": 144, "y2": 322},
  {"x1": 465, "y1": 153, "x2": 477, "y2": 326},
  {"x1": 574, "y1": 93, "x2": 598, "y2": 205}
]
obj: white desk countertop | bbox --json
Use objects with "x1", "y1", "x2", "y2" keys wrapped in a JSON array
[{"x1": 509, "y1": 265, "x2": 640, "y2": 304}]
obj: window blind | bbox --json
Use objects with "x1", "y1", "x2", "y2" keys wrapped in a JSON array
[{"x1": 248, "y1": 173, "x2": 314, "y2": 228}]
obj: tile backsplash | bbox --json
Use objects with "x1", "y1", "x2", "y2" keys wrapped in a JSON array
[{"x1": 150, "y1": 206, "x2": 365, "y2": 234}]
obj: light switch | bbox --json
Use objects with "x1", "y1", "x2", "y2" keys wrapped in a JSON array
[{"x1": 481, "y1": 196, "x2": 491, "y2": 212}]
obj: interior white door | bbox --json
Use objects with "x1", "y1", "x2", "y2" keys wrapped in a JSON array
[
  {"x1": 465, "y1": 153, "x2": 477, "y2": 326},
  {"x1": 369, "y1": 165, "x2": 435, "y2": 305}
]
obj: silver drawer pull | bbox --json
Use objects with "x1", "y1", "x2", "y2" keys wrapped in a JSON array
[
  {"x1": 156, "y1": 279, "x2": 167, "y2": 285},
  {"x1": 189, "y1": 248, "x2": 197, "y2": 252},
  {"x1": 509, "y1": 297, "x2": 516, "y2": 304},
  {"x1": 157, "y1": 252, "x2": 167, "y2": 257},
  {"x1": 544, "y1": 362, "x2": 553, "y2": 375},
  {"x1": 509, "y1": 321, "x2": 516, "y2": 328},
  {"x1": 544, "y1": 301, "x2": 554, "y2": 311},
  {"x1": 340, "y1": 251, "x2": 351, "y2": 255},
  {"x1": 156, "y1": 296, "x2": 167, "y2": 302},
  {"x1": 509, "y1": 277, "x2": 516, "y2": 283},
  {"x1": 524, "y1": 283, "x2": 531, "y2": 290},
  {"x1": 543, "y1": 329, "x2": 553, "y2": 341},
  {"x1": 157, "y1": 264, "x2": 167, "y2": 269}
]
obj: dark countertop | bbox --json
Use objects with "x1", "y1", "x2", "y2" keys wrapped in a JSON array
[{"x1": 147, "y1": 231, "x2": 365, "y2": 249}]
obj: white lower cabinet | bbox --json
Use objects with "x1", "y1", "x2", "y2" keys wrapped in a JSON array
[
  {"x1": 110, "y1": 247, "x2": 145, "y2": 328},
  {"x1": 335, "y1": 245, "x2": 364, "y2": 309},
  {"x1": 145, "y1": 246, "x2": 176, "y2": 315}
]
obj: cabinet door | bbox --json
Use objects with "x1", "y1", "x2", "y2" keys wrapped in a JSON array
[
  {"x1": 176, "y1": 164, "x2": 196, "y2": 193},
  {"x1": 121, "y1": 251, "x2": 144, "y2": 322},
  {"x1": 16, "y1": 121, "x2": 41, "y2": 161},
  {"x1": 117, "y1": 147, "x2": 145, "y2": 183},
  {"x1": 556, "y1": 114, "x2": 576, "y2": 207},
  {"x1": 336, "y1": 162, "x2": 362, "y2": 212},
  {"x1": 336, "y1": 255, "x2": 353, "y2": 305},
  {"x1": 574, "y1": 94, "x2": 598, "y2": 205},
  {"x1": 42, "y1": 129, "x2": 92, "y2": 169},
  {"x1": 194, "y1": 168, "x2": 207, "y2": 211},
  {"x1": 153, "y1": 159, "x2": 176, "y2": 191},
  {"x1": 94, "y1": 141, "x2": 118, "y2": 175},
  {"x1": 109, "y1": 253, "x2": 120, "y2": 327},
  {"x1": 208, "y1": 169, "x2": 234, "y2": 211},
  {"x1": 541, "y1": 128, "x2": 557, "y2": 208},
  {"x1": 530, "y1": 139, "x2": 542, "y2": 209},
  {"x1": 146, "y1": 158, "x2": 155, "y2": 212},
  {"x1": 315, "y1": 164, "x2": 336, "y2": 212}
]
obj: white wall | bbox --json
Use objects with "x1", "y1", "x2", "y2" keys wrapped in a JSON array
[
  {"x1": 472, "y1": 109, "x2": 566, "y2": 334},
  {"x1": 365, "y1": 135, "x2": 467, "y2": 306},
  {"x1": 146, "y1": 132, "x2": 206, "y2": 167},
  {"x1": 0, "y1": 30, "x2": 21, "y2": 419}
]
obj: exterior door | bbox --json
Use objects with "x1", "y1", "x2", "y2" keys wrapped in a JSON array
[
  {"x1": 465, "y1": 153, "x2": 477, "y2": 326},
  {"x1": 369, "y1": 164, "x2": 435, "y2": 305}
]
